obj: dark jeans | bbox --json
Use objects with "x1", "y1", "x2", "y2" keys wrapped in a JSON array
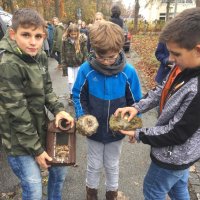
[{"x1": 53, "y1": 51, "x2": 61, "y2": 64}]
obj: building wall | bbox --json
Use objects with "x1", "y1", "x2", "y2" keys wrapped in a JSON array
[{"x1": 140, "y1": 0, "x2": 196, "y2": 22}]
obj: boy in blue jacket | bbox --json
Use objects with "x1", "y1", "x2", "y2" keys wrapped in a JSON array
[
  {"x1": 73, "y1": 21, "x2": 142, "y2": 200},
  {"x1": 115, "y1": 8, "x2": 200, "y2": 200}
]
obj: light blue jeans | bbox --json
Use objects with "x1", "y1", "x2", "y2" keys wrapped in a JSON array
[
  {"x1": 143, "y1": 162, "x2": 190, "y2": 200},
  {"x1": 8, "y1": 155, "x2": 67, "y2": 200},
  {"x1": 86, "y1": 138, "x2": 123, "y2": 191}
]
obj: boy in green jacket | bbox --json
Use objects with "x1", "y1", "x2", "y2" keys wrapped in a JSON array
[{"x1": 0, "y1": 8, "x2": 74, "y2": 200}]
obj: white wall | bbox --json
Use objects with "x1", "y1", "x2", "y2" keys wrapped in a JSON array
[{"x1": 139, "y1": 0, "x2": 196, "y2": 22}]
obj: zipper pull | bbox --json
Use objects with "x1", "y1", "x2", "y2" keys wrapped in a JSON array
[{"x1": 167, "y1": 146, "x2": 173, "y2": 157}]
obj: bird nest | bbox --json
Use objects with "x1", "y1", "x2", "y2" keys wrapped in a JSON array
[
  {"x1": 109, "y1": 114, "x2": 142, "y2": 132},
  {"x1": 76, "y1": 115, "x2": 99, "y2": 136}
]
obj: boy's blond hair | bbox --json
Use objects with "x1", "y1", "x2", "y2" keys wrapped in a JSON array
[
  {"x1": 89, "y1": 21, "x2": 124, "y2": 55},
  {"x1": 11, "y1": 8, "x2": 46, "y2": 32},
  {"x1": 160, "y1": 8, "x2": 200, "y2": 50},
  {"x1": 94, "y1": 12, "x2": 104, "y2": 22}
]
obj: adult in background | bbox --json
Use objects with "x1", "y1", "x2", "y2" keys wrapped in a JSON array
[
  {"x1": 47, "y1": 21, "x2": 54, "y2": 55},
  {"x1": 110, "y1": 5, "x2": 123, "y2": 28},
  {"x1": 155, "y1": 42, "x2": 174, "y2": 84},
  {"x1": 52, "y1": 17, "x2": 64, "y2": 69}
]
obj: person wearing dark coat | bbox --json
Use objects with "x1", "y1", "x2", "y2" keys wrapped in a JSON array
[
  {"x1": 47, "y1": 22, "x2": 54, "y2": 54},
  {"x1": 155, "y1": 42, "x2": 174, "y2": 84},
  {"x1": 110, "y1": 5, "x2": 124, "y2": 28}
]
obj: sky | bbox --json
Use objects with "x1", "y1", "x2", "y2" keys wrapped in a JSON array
[
  {"x1": 122, "y1": 0, "x2": 134, "y2": 8},
  {"x1": 122, "y1": 0, "x2": 146, "y2": 9}
]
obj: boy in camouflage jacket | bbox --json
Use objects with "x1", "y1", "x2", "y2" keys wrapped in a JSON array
[{"x1": 0, "y1": 8, "x2": 74, "y2": 200}]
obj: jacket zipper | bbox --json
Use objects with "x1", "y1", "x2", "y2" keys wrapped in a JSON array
[
  {"x1": 107, "y1": 100, "x2": 110, "y2": 132},
  {"x1": 165, "y1": 81, "x2": 185, "y2": 103}
]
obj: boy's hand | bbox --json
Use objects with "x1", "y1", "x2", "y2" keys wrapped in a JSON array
[
  {"x1": 120, "y1": 130, "x2": 136, "y2": 143},
  {"x1": 35, "y1": 151, "x2": 52, "y2": 169},
  {"x1": 55, "y1": 111, "x2": 74, "y2": 128},
  {"x1": 114, "y1": 107, "x2": 138, "y2": 122},
  {"x1": 128, "y1": 136, "x2": 136, "y2": 144}
]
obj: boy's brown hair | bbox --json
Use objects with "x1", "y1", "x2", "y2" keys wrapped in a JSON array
[
  {"x1": 11, "y1": 8, "x2": 46, "y2": 32},
  {"x1": 159, "y1": 8, "x2": 200, "y2": 50},
  {"x1": 89, "y1": 21, "x2": 124, "y2": 55}
]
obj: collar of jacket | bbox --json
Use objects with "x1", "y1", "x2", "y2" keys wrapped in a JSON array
[
  {"x1": 87, "y1": 51, "x2": 126, "y2": 76},
  {"x1": 7, "y1": 36, "x2": 41, "y2": 63},
  {"x1": 171, "y1": 66, "x2": 200, "y2": 89}
]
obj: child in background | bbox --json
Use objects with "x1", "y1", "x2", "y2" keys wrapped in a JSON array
[
  {"x1": 52, "y1": 17, "x2": 64, "y2": 69},
  {"x1": 0, "y1": 8, "x2": 74, "y2": 200},
  {"x1": 115, "y1": 7, "x2": 200, "y2": 200},
  {"x1": 94, "y1": 12, "x2": 104, "y2": 23},
  {"x1": 87, "y1": 12, "x2": 105, "y2": 53},
  {"x1": 73, "y1": 21, "x2": 142, "y2": 200},
  {"x1": 61, "y1": 24, "x2": 88, "y2": 103}
]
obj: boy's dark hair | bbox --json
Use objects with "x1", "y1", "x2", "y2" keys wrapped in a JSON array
[
  {"x1": 11, "y1": 8, "x2": 46, "y2": 31},
  {"x1": 111, "y1": 5, "x2": 121, "y2": 18},
  {"x1": 159, "y1": 8, "x2": 200, "y2": 50},
  {"x1": 89, "y1": 21, "x2": 124, "y2": 55}
]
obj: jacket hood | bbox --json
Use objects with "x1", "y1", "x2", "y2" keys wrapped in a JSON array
[
  {"x1": 56, "y1": 23, "x2": 64, "y2": 29},
  {"x1": 0, "y1": 32, "x2": 42, "y2": 63}
]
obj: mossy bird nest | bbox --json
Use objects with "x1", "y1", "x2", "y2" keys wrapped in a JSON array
[
  {"x1": 109, "y1": 114, "x2": 142, "y2": 132},
  {"x1": 76, "y1": 115, "x2": 99, "y2": 136}
]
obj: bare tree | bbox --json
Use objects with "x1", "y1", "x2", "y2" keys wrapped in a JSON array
[
  {"x1": 133, "y1": 0, "x2": 140, "y2": 33},
  {"x1": 146, "y1": 0, "x2": 173, "y2": 21},
  {"x1": 55, "y1": 0, "x2": 60, "y2": 17},
  {"x1": 166, "y1": 0, "x2": 171, "y2": 21},
  {"x1": 196, "y1": 0, "x2": 200, "y2": 7}
]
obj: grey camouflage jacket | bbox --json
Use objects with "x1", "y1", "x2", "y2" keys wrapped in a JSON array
[{"x1": 134, "y1": 67, "x2": 200, "y2": 170}]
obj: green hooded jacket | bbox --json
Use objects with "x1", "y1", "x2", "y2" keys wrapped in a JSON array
[
  {"x1": 52, "y1": 24, "x2": 64, "y2": 53},
  {"x1": 0, "y1": 34, "x2": 65, "y2": 156},
  {"x1": 61, "y1": 33, "x2": 88, "y2": 68}
]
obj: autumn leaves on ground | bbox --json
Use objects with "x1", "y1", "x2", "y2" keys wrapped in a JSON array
[{"x1": 131, "y1": 34, "x2": 160, "y2": 90}]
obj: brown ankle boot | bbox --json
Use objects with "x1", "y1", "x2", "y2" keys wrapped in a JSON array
[
  {"x1": 86, "y1": 186, "x2": 98, "y2": 200},
  {"x1": 106, "y1": 190, "x2": 118, "y2": 200}
]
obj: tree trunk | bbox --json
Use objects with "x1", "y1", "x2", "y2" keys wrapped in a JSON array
[
  {"x1": 166, "y1": 0, "x2": 170, "y2": 21},
  {"x1": 35, "y1": 0, "x2": 39, "y2": 12},
  {"x1": 60, "y1": 0, "x2": 64, "y2": 19},
  {"x1": 133, "y1": 0, "x2": 140, "y2": 33},
  {"x1": 196, "y1": 0, "x2": 200, "y2": 7},
  {"x1": 96, "y1": 0, "x2": 100, "y2": 11},
  {"x1": 42, "y1": 0, "x2": 47, "y2": 19},
  {"x1": 23, "y1": 0, "x2": 28, "y2": 7},
  {"x1": 55, "y1": 0, "x2": 60, "y2": 18}
]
